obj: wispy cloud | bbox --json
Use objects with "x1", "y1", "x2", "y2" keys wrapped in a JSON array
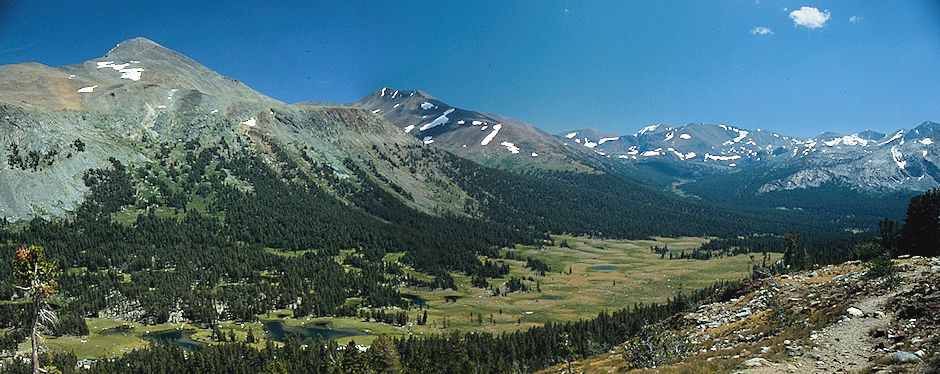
[
  {"x1": 849, "y1": 16, "x2": 861, "y2": 23},
  {"x1": 0, "y1": 42, "x2": 37, "y2": 55},
  {"x1": 750, "y1": 27, "x2": 774, "y2": 36},
  {"x1": 789, "y1": 6, "x2": 831, "y2": 29}
]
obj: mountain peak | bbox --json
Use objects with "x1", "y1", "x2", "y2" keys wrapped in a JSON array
[
  {"x1": 115, "y1": 36, "x2": 162, "y2": 49},
  {"x1": 102, "y1": 37, "x2": 192, "y2": 64},
  {"x1": 364, "y1": 87, "x2": 436, "y2": 102}
]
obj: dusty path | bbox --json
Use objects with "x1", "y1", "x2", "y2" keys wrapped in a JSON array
[{"x1": 744, "y1": 279, "x2": 913, "y2": 373}]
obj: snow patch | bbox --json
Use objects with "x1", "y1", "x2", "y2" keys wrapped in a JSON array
[
  {"x1": 393, "y1": 103, "x2": 400, "y2": 109},
  {"x1": 423, "y1": 136, "x2": 434, "y2": 144},
  {"x1": 704, "y1": 153, "x2": 741, "y2": 161},
  {"x1": 420, "y1": 102, "x2": 434, "y2": 110},
  {"x1": 241, "y1": 118, "x2": 256, "y2": 127},
  {"x1": 920, "y1": 138, "x2": 933, "y2": 145},
  {"x1": 481, "y1": 124, "x2": 502, "y2": 146},
  {"x1": 825, "y1": 134, "x2": 869, "y2": 147},
  {"x1": 500, "y1": 141, "x2": 520, "y2": 154},
  {"x1": 372, "y1": 108, "x2": 382, "y2": 114},
  {"x1": 882, "y1": 131, "x2": 904, "y2": 145},
  {"x1": 565, "y1": 132, "x2": 577, "y2": 139},
  {"x1": 665, "y1": 132, "x2": 675, "y2": 141},
  {"x1": 419, "y1": 108, "x2": 455, "y2": 131},
  {"x1": 77, "y1": 85, "x2": 97, "y2": 93},
  {"x1": 380, "y1": 87, "x2": 387, "y2": 97},
  {"x1": 732, "y1": 130, "x2": 749, "y2": 143},
  {"x1": 637, "y1": 124, "x2": 659, "y2": 135},
  {"x1": 685, "y1": 152, "x2": 697, "y2": 159},
  {"x1": 531, "y1": 152, "x2": 538, "y2": 157},
  {"x1": 598, "y1": 137, "x2": 619, "y2": 144},
  {"x1": 574, "y1": 138, "x2": 581, "y2": 143},
  {"x1": 403, "y1": 125, "x2": 415, "y2": 133},
  {"x1": 679, "y1": 133, "x2": 691, "y2": 139},
  {"x1": 582, "y1": 139, "x2": 598, "y2": 148},
  {"x1": 211, "y1": 109, "x2": 218, "y2": 114},
  {"x1": 891, "y1": 147, "x2": 906, "y2": 169},
  {"x1": 457, "y1": 120, "x2": 465, "y2": 125},
  {"x1": 97, "y1": 61, "x2": 144, "y2": 81},
  {"x1": 472, "y1": 120, "x2": 484, "y2": 125},
  {"x1": 641, "y1": 150, "x2": 661, "y2": 156}
]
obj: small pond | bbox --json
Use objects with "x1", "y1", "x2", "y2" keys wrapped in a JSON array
[
  {"x1": 100, "y1": 325, "x2": 134, "y2": 335},
  {"x1": 263, "y1": 321, "x2": 365, "y2": 343},
  {"x1": 539, "y1": 295, "x2": 563, "y2": 300},
  {"x1": 590, "y1": 266, "x2": 617, "y2": 270},
  {"x1": 143, "y1": 330, "x2": 202, "y2": 351},
  {"x1": 444, "y1": 295, "x2": 463, "y2": 303},
  {"x1": 401, "y1": 293, "x2": 427, "y2": 307}
]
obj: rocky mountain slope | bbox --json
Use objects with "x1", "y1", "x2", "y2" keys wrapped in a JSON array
[
  {"x1": 560, "y1": 122, "x2": 940, "y2": 193},
  {"x1": 350, "y1": 88, "x2": 599, "y2": 172},
  {"x1": 0, "y1": 38, "x2": 459, "y2": 221},
  {"x1": 547, "y1": 256, "x2": 940, "y2": 373},
  {"x1": 1, "y1": 37, "x2": 762, "y2": 243}
]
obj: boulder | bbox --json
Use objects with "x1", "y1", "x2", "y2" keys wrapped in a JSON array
[
  {"x1": 744, "y1": 357, "x2": 774, "y2": 367},
  {"x1": 879, "y1": 351, "x2": 923, "y2": 364}
]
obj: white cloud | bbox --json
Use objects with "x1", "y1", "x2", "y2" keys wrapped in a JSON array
[
  {"x1": 849, "y1": 15, "x2": 861, "y2": 23},
  {"x1": 782, "y1": 7, "x2": 788, "y2": 12},
  {"x1": 750, "y1": 26, "x2": 774, "y2": 35},
  {"x1": 789, "y1": 6, "x2": 831, "y2": 29}
]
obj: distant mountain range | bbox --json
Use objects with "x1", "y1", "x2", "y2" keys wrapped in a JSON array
[
  {"x1": 559, "y1": 121, "x2": 940, "y2": 193},
  {"x1": 0, "y1": 37, "x2": 932, "y2": 234},
  {"x1": 1, "y1": 37, "x2": 769, "y2": 241},
  {"x1": 347, "y1": 85, "x2": 938, "y2": 194}
]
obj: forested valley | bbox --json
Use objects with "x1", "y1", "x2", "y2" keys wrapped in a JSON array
[{"x1": 1, "y1": 132, "x2": 933, "y2": 373}]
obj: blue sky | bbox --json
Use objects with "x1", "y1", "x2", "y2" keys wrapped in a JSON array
[{"x1": 0, "y1": 1, "x2": 937, "y2": 136}]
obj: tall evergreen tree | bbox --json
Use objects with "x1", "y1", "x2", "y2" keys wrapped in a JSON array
[
  {"x1": 10, "y1": 245, "x2": 58, "y2": 374},
  {"x1": 900, "y1": 188, "x2": 940, "y2": 257}
]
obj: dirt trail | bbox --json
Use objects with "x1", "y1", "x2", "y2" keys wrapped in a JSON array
[{"x1": 744, "y1": 274, "x2": 921, "y2": 373}]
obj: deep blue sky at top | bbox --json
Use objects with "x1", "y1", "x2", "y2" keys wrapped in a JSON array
[{"x1": 0, "y1": 1, "x2": 937, "y2": 136}]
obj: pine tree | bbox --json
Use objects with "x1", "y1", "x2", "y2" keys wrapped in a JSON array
[
  {"x1": 901, "y1": 188, "x2": 940, "y2": 257},
  {"x1": 246, "y1": 328, "x2": 256, "y2": 343},
  {"x1": 367, "y1": 335, "x2": 401, "y2": 373},
  {"x1": 11, "y1": 245, "x2": 58, "y2": 374}
]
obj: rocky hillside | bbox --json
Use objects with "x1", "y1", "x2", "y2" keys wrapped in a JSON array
[
  {"x1": 549, "y1": 256, "x2": 940, "y2": 373},
  {"x1": 0, "y1": 38, "x2": 467, "y2": 221},
  {"x1": 351, "y1": 88, "x2": 599, "y2": 172}
]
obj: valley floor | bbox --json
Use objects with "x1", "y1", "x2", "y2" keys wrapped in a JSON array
[{"x1": 20, "y1": 235, "x2": 768, "y2": 360}]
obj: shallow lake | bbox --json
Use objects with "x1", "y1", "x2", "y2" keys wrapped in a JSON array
[
  {"x1": 143, "y1": 330, "x2": 202, "y2": 351},
  {"x1": 401, "y1": 293, "x2": 427, "y2": 307},
  {"x1": 263, "y1": 320, "x2": 365, "y2": 343}
]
